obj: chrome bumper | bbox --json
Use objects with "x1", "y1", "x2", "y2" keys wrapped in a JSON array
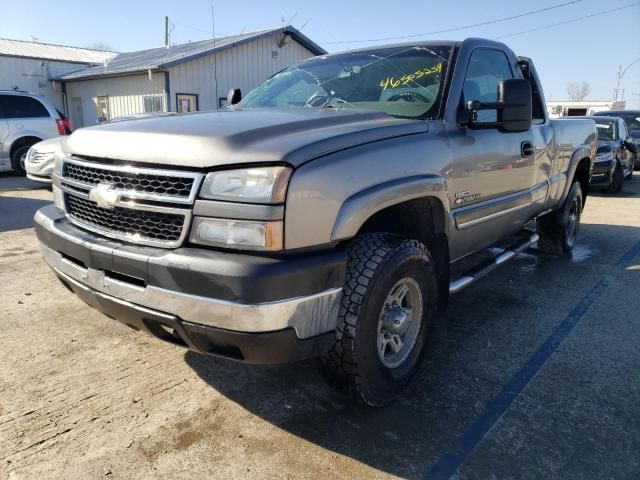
[{"x1": 36, "y1": 211, "x2": 342, "y2": 339}]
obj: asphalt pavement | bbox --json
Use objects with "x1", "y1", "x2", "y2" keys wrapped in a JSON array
[{"x1": 0, "y1": 173, "x2": 638, "y2": 479}]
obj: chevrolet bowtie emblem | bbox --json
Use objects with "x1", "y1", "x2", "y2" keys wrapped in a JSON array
[{"x1": 89, "y1": 183, "x2": 120, "y2": 209}]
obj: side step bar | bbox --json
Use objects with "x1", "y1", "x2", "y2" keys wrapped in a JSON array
[{"x1": 449, "y1": 232, "x2": 539, "y2": 294}]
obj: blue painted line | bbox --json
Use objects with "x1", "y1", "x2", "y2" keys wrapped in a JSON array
[
  {"x1": 425, "y1": 239, "x2": 640, "y2": 480},
  {"x1": 615, "y1": 239, "x2": 640, "y2": 267},
  {"x1": 424, "y1": 279, "x2": 608, "y2": 480}
]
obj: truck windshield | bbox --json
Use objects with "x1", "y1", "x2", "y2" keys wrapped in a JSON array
[{"x1": 239, "y1": 46, "x2": 452, "y2": 119}]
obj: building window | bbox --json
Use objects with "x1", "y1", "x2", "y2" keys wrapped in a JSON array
[
  {"x1": 176, "y1": 93, "x2": 198, "y2": 113},
  {"x1": 96, "y1": 96, "x2": 110, "y2": 123},
  {"x1": 144, "y1": 95, "x2": 163, "y2": 113}
]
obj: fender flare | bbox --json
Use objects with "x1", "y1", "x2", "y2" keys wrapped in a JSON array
[
  {"x1": 330, "y1": 174, "x2": 449, "y2": 241},
  {"x1": 559, "y1": 144, "x2": 593, "y2": 202}
]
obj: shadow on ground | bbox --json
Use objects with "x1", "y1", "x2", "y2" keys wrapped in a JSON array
[
  {"x1": 184, "y1": 218, "x2": 640, "y2": 479},
  {"x1": 0, "y1": 196, "x2": 51, "y2": 233},
  {"x1": 0, "y1": 173, "x2": 47, "y2": 192}
]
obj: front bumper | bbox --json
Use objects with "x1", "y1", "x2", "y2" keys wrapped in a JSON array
[
  {"x1": 589, "y1": 159, "x2": 615, "y2": 186},
  {"x1": 26, "y1": 158, "x2": 54, "y2": 183},
  {"x1": 35, "y1": 205, "x2": 345, "y2": 364}
]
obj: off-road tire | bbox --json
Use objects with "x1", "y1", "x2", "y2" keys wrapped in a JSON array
[
  {"x1": 11, "y1": 145, "x2": 30, "y2": 176},
  {"x1": 537, "y1": 180, "x2": 583, "y2": 256},
  {"x1": 608, "y1": 161, "x2": 624, "y2": 194},
  {"x1": 321, "y1": 233, "x2": 437, "y2": 406}
]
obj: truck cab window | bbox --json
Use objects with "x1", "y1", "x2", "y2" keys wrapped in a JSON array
[{"x1": 462, "y1": 49, "x2": 513, "y2": 123}]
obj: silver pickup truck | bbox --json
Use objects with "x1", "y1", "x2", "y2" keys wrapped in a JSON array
[{"x1": 34, "y1": 38, "x2": 596, "y2": 406}]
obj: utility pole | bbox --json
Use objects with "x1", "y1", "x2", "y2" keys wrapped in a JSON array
[
  {"x1": 614, "y1": 65, "x2": 622, "y2": 101},
  {"x1": 614, "y1": 58, "x2": 640, "y2": 101},
  {"x1": 211, "y1": 4, "x2": 218, "y2": 109},
  {"x1": 165, "y1": 16, "x2": 169, "y2": 47}
]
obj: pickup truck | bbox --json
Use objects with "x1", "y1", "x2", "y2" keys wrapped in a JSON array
[{"x1": 34, "y1": 38, "x2": 596, "y2": 406}]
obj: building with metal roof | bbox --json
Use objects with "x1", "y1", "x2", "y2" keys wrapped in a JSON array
[
  {"x1": 59, "y1": 26, "x2": 325, "y2": 128},
  {"x1": 0, "y1": 26, "x2": 324, "y2": 129},
  {"x1": 0, "y1": 38, "x2": 116, "y2": 112},
  {"x1": 59, "y1": 26, "x2": 324, "y2": 81},
  {"x1": 0, "y1": 38, "x2": 116, "y2": 64}
]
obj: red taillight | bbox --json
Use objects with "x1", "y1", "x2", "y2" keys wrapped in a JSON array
[
  {"x1": 62, "y1": 118, "x2": 71, "y2": 133},
  {"x1": 55, "y1": 119, "x2": 65, "y2": 135}
]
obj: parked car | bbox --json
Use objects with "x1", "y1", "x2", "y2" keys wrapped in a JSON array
[
  {"x1": 577, "y1": 116, "x2": 636, "y2": 193},
  {"x1": 34, "y1": 38, "x2": 597, "y2": 406},
  {"x1": 24, "y1": 113, "x2": 166, "y2": 184},
  {"x1": 25, "y1": 137, "x2": 64, "y2": 184},
  {"x1": 0, "y1": 91, "x2": 69, "y2": 175},
  {"x1": 594, "y1": 110, "x2": 640, "y2": 169}
]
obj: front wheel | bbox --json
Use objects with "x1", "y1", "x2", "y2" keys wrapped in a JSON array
[
  {"x1": 537, "y1": 180, "x2": 583, "y2": 256},
  {"x1": 11, "y1": 145, "x2": 30, "y2": 176},
  {"x1": 608, "y1": 161, "x2": 624, "y2": 193},
  {"x1": 321, "y1": 233, "x2": 437, "y2": 406}
]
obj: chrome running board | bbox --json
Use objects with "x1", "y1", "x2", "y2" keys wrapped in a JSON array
[{"x1": 449, "y1": 232, "x2": 539, "y2": 294}]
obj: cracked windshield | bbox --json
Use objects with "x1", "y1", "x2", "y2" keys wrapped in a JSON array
[{"x1": 240, "y1": 45, "x2": 452, "y2": 118}]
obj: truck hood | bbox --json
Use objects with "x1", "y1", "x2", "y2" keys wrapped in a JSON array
[{"x1": 63, "y1": 109, "x2": 428, "y2": 168}]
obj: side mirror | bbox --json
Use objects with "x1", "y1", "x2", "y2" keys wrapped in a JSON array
[
  {"x1": 227, "y1": 88, "x2": 242, "y2": 105},
  {"x1": 624, "y1": 140, "x2": 638, "y2": 154},
  {"x1": 463, "y1": 78, "x2": 532, "y2": 132},
  {"x1": 498, "y1": 78, "x2": 532, "y2": 132}
]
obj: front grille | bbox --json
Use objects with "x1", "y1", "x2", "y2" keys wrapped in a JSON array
[
  {"x1": 58, "y1": 157, "x2": 203, "y2": 248},
  {"x1": 65, "y1": 194, "x2": 185, "y2": 243},
  {"x1": 63, "y1": 162, "x2": 195, "y2": 199}
]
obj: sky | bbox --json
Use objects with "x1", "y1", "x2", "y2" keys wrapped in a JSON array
[{"x1": 1, "y1": 0, "x2": 639, "y2": 108}]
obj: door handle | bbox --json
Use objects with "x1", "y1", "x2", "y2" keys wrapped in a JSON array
[{"x1": 521, "y1": 141, "x2": 534, "y2": 157}]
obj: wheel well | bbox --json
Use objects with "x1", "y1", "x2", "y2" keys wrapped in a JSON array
[
  {"x1": 10, "y1": 136, "x2": 42, "y2": 161},
  {"x1": 356, "y1": 197, "x2": 450, "y2": 311},
  {"x1": 573, "y1": 157, "x2": 590, "y2": 209}
]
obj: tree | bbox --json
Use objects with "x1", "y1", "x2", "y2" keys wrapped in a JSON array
[
  {"x1": 84, "y1": 41, "x2": 114, "y2": 52},
  {"x1": 566, "y1": 82, "x2": 591, "y2": 101}
]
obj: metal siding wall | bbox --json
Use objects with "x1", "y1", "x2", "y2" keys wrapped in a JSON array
[
  {"x1": 0, "y1": 56, "x2": 93, "y2": 111},
  {"x1": 65, "y1": 73, "x2": 165, "y2": 127},
  {"x1": 168, "y1": 33, "x2": 317, "y2": 112}
]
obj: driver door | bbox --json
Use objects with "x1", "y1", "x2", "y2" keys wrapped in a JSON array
[{"x1": 446, "y1": 48, "x2": 536, "y2": 259}]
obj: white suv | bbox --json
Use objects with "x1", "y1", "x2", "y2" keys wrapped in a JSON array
[{"x1": 0, "y1": 91, "x2": 69, "y2": 175}]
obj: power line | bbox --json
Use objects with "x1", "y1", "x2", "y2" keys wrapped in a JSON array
[
  {"x1": 323, "y1": 0, "x2": 584, "y2": 44},
  {"x1": 496, "y1": 2, "x2": 640, "y2": 38}
]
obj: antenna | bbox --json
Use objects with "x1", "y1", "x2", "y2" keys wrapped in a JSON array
[
  {"x1": 211, "y1": 4, "x2": 219, "y2": 109},
  {"x1": 299, "y1": 18, "x2": 312, "y2": 31},
  {"x1": 165, "y1": 16, "x2": 169, "y2": 47}
]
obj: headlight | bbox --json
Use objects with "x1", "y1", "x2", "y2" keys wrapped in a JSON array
[
  {"x1": 595, "y1": 152, "x2": 613, "y2": 163},
  {"x1": 200, "y1": 166, "x2": 291, "y2": 204},
  {"x1": 190, "y1": 217, "x2": 283, "y2": 251}
]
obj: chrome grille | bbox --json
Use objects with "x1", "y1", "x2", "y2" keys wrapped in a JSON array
[
  {"x1": 58, "y1": 157, "x2": 203, "y2": 248},
  {"x1": 61, "y1": 157, "x2": 202, "y2": 203},
  {"x1": 63, "y1": 162, "x2": 194, "y2": 199},
  {"x1": 65, "y1": 195, "x2": 185, "y2": 243}
]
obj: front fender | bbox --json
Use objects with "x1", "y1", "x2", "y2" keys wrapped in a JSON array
[{"x1": 331, "y1": 175, "x2": 448, "y2": 241}]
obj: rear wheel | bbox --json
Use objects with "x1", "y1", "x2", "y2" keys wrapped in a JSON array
[
  {"x1": 321, "y1": 233, "x2": 437, "y2": 406},
  {"x1": 11, "y1": 145, "x2": 30, "y2": 176},
  {"x1": 608, "y1": 161, "x2": 624, "y2": 193},
  {"x1": 537, "y1": 180, "x2": 582, "y2": 256}
]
